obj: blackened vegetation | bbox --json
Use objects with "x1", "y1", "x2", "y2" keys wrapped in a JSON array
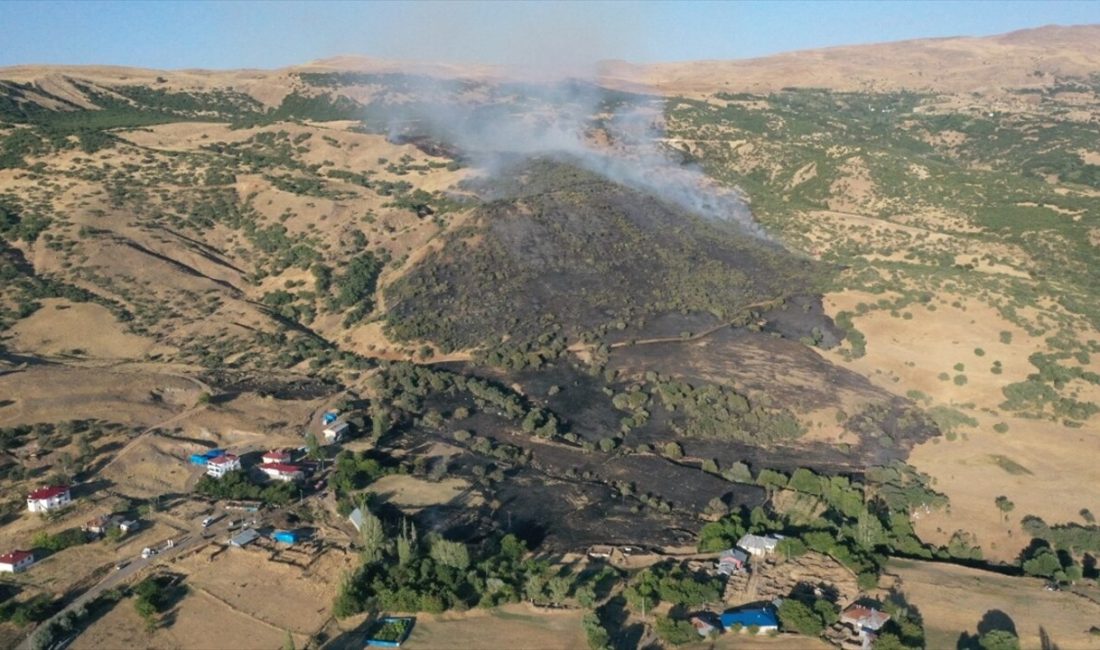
[
  {"x1": 385, "y1": 158, "x2": 828, "y2": 353},
  {"x1": 369, "y1": 361, "x2": 766, "y2": 550}
]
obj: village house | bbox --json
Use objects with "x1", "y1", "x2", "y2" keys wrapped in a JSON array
[
  {"x1": 259, "y1": 462, "x2": 304, "y2": 482},
  {"x1": 737, "y1": 533, "x2": 783, "y2": 557},
  {"x1": 323, "y1": 421, "x2": 349, "y2": 443},
  {"x1": 206, "y1": 453, "x2": 241, "y2": 478},
  {"x1": 0, "y1": 550, "x2": 35, "y2": 573},
  {"x1": 840, "y1": 604, "x2": 892, "y2": 649},
  {"x1": 717, "y1": 548, "x2": 749, "y2": 575},
  {"x1": 26, "y1": 485, "x2": 71, "y2": 513},
  {"x1": 262, "y1": 449, "x2": 293, "y2": 465}
]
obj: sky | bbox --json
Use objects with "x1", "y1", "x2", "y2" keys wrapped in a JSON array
[{"x1": 1, "y1": 1, "x2": 1098, "y2": 70}]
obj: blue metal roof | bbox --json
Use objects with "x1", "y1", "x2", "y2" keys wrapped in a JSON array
[{"x1": 719, "y1": 607, "x2": 779, "y2": 629}]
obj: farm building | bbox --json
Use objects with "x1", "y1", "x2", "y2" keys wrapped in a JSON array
[
  {"x1": 0, "y1": 550, "x2": 34, "y2": 573},
  {"x1": 262, "y1": 449, "x2": 293, "y2": 464},
  {"x1": 719, "y1": 606, "x2": 779, "y2": 633},
  {"x1": 230, "y1": 529, "x2": 260, "y2": 547},
  {"x1": 120, "y1": 519, "x2": 140, "y2": 534},
  {"x1": 717, "y1": 548, "x2": 749, "y2": 575},
  {"x1": 27, "y1": 485, "x2": 71, "y2": 513},
  {"x1": 323, "y1": 421, "x2": 349, "y2": 443},
  {"x1": 259, "y1": 462, "x2": 304, "y2": 482},
  {"x1": 189, "y1": 448, "x2": 225, "y2": 465},
  {"x1": 206, "y1": 453, "x2": 241, "y2": 478},
  {"x1": 737, "y1": 533, "x2": 783, "y2": 557}
]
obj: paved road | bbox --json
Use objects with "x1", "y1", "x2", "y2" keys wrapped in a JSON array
[{"x1": 15, "y1": 514, "x2": 236, "y2": 650}]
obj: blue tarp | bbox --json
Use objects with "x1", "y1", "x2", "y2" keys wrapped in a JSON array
[
  {"x1": 272, "y1": 531, "x2": 298, "y2": 544},
  {"x1": 719, "y1": 607, "x2": 779, "y2": 629},
  {"x1": 190, "y1": 449, "x2": 225, "y2": 464},
  {"x1": 323, "y1": 411, "x2": 339, "y2": 424}
]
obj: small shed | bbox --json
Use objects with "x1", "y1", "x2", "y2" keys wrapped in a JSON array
[
  {"x1": 349, "y1": 507, "x2": 365, "y2": 532},
  {"x1": 322, "y1": 411, "x2": 339, "y2": 425},
  {"x1": 323, "y1": 421, "x2": 349, "y2": 443},
  {"x1": 690, "y1": 613, "x2": 720, "y2": 637},
  {"x1": 230, "y1": 529, "x2": 260, "y2": 548},
  {"x1": 717, "y1": 548, "x2": 749, "y2": 575}
]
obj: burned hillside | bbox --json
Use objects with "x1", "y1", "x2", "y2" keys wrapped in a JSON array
[{"x1": 383, "y1": 157, "x2": 828, "y2": 354}]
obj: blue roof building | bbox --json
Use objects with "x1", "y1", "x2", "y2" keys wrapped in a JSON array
[{"x1": 719, "y1": 606, "x2": 779, "y2": 631}]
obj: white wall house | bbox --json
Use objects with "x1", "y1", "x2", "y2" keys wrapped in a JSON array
[
  {"x1": 206, "y1": 453, "x2": 241, "y2": 478},
  {"x1": 323, "y1": 421, "x2": 349, "y2": 443},
  {"x1": 259, "y1": 462, "x2": 304, "y2": 482},
  {"x1": 0, "y1": 550, "x2": 34, "y2": 573},
  {"x1": 27, "y1": 486, "x2": 71, "y2": 513}
]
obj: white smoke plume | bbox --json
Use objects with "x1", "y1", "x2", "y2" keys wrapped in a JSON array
[{"x1": 375, "y1": 76, "x2": 765, "y2": 239}]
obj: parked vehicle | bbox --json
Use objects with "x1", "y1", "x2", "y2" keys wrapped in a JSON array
[{"x1": 201, "y1": 516, "x2": 214, "y2": 528}]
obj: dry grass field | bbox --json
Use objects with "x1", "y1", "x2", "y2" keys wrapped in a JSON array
[
  {"x1": 400, "y1": 604, "x2": 589, "y2": 650},
  {"x1": 889, "y1": 558, "x2": 1100, "y2": 649}
]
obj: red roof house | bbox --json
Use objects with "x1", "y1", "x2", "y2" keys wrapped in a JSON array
[
  {"x1": 0, "y1": 550, "x2": 35, "y2": 573},
  {"x1": 26, "y1": 485, "x2": 71, "y2": 513},
  {"x1": 206, "y1": 453, "x2": 241, "y2": 478},
  {"x1": 259, "y1": 462, "x2": 304, "y2": 482},
  {"x1": 262, "y1": 449, "x2": 293, "y2": 464}
]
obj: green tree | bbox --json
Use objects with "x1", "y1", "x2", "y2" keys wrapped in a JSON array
[
  {"x1": 581, "y1": 612, "x2": 610, "y2": 650},
  {"x1": 979, "y1": 629, "x2": 1020, "y2": 650},
  {"x1": 778, "y1": 598, "x2": 824, "y2": 636},
  {"x1": 547, "y1": 576, "x2": 572, "y2": 605},
  {"x1": 358, "y1": 510, "x2": 386, "y2": 564},
  {"x1": 430, "y1": 538, "x2": 470, "y2": 571},
  {"x1": 305, "y1": 431, "x2": 322, "y2": 461},
  {"x1": 654, "y1": 616, "x2": 697, "y2": 645}
]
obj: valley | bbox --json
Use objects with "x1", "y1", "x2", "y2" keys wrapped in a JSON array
[{"x1": 0, "y1": 24, "x2": 1099, "y2": 650}]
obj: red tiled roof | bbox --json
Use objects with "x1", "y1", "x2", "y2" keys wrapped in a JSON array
[
  {"x1": 259, "y1": 462, "x2": 302, "y2": 474},
  {"x1": 27, "y1": 485, "x2": 69, "y2": 500},
  {"x1": 263, "y1": 450, "x2": 291, "y2": 461},
  {"x1": 207, "y1": 454, "x2": 239, "y2": 465},
  {"x1": 0, "y1": 550, "x2": 33, "y2": 564}
]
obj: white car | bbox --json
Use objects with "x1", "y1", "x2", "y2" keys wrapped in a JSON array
[
  {"x1": 141, "y1": 547, "x2": 154, "y2": 559},
  {"x1": 202, "y1": 517, "x2": 214, "y2": 528}
]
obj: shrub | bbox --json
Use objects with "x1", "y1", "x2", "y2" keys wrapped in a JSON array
[{"x1": 654, "y1": 616, "x2": 698, "y2": 645}]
